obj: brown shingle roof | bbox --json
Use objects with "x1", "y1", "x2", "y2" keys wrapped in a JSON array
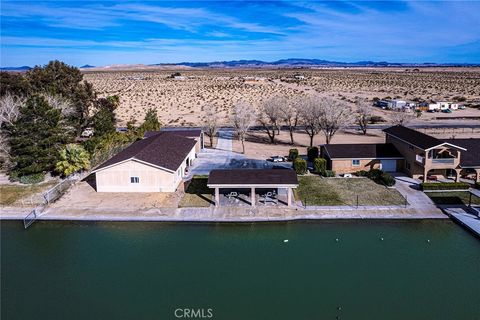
[
  {"x1": 383, "y1": 125, "x2": 443, "y2": 150},
  {"x1": 144, "y1": 128, "x2": 201, "y2": 139},
  {"x1": 444, "y1": 138, "x2": 480, "y2": 168},
  {"x1": 208, "y1": 169, "x2": 298, "y2": 186},
  {"x1": 94, "y1": 132, "x2": 196, "y2": 172},
  {"x1": 323, "y1": 143, "x2": 403, "y2": 159}
]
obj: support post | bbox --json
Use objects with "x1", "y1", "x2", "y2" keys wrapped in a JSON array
[
  {"x1": 287, "y1": 188, "x2": 292, "y2": 207},
  {"x1": 215, "y1": 187, "x2": 220, "y2": 207},
  {"x1": 455, "y1": 169, "x2": 461, "y2": 182},
  {"x1": 251, "y1": 187, "x2": 256, "y2": 207}
]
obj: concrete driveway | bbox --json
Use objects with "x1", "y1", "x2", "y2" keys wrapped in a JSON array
[
  {"x1": 393, "y1": 173, "x2": 442, "y2": 214},
  {"x1": 187, "y1": 129, "x2": 292, "y2": 177}
]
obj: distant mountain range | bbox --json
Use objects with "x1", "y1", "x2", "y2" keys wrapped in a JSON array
[
  {"x1": 152, "y1": 58, "x2": 479, "y2": 68},
  {"x1": 1, "y1": 59, "x2": 478, "y2": 71},
  {"x1": 0, "y1": 66, "x2": 32, "y2": 71}
]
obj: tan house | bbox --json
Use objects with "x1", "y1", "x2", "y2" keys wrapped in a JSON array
[
  {"x1": 384, "y1": 126, "x2": 479, "y2": 182},
  {"x1": 92, "y1": 132, "x2": 197, "y2": 192},
  {"x1": 320, "y1": 126, "x2": 480, "y2": 182},
  {"x1": 322, "y1": 144, "x2": 404, "y2": 174}
]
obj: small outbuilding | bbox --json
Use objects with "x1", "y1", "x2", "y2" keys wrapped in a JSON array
[{"x1": 92, "y1": 132, "x2": 197, "y2": 192}]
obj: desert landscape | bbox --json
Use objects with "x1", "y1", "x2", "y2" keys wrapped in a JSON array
[{"x1": 83, "y1": 67, "x2": 480, "y2": 126}]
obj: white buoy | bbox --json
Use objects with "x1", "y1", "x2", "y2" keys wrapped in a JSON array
[
  {"x1": 381, "y1": 237, "x2": 384, "y2": 241},
  {"x1": 284, "y1": 239, "x2": 289, "y2": 243},
  {"x1": 335, "y1": 238, "x2": 339, "y2": 242},
  {"x1": 427, "y1": 239, "x2": 430, "y2": 243}
]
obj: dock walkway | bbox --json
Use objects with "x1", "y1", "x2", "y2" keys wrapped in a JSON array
[{"x1": 444, "y1": 207, "x2": 480, "y2": 237}]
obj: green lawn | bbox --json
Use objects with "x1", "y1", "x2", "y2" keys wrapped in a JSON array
[
  {"x1": 179, "y1": 175, "x2": 214, "y2": 208},
  {"x1": 426, "y1": 191, "x2": 480, "y2": 206},
  {"x1": 0, "y1": 181, "x2": 57, "y2": 206},
  {"x1": 294, "y1": 176, "x2": 406, "y2": 206}
]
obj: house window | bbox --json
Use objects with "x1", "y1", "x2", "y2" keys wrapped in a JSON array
[
  {"x1": 352, "y1": 160, "x2": 360, "y2": 166},
  {"x1": 130, "y1": 177, "x2": 140, "y2": 183}
]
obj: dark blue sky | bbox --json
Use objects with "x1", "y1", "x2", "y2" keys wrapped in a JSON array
[{"x1": 1, "y1": 1, "x2": 479, "y2": 66}]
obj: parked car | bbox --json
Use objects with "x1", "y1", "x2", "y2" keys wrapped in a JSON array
[
  {"x1": 81, "y1": 127, "x2": 94, "y2": 138},
  {"x1": 268, "y1": 156, "x2": 286, "y2": 162},
  {"x1": 427, "y1": 110, "x2": 436, "y2": 113},
  {"x1": 442, "y1": 109, "x2": 453, "y2": 113},
  {"x1": 458, "y1": 105, "x2": 466, "y2": 110},
  {"x1": 116, "y1": 127, "x2": 129, "y2": 133}
]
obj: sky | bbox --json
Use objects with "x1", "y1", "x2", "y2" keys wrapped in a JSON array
[{"x1": 1, "y1": 0, "x2": 480, "y2": 67}]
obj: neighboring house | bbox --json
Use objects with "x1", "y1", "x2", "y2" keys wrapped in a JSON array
[
  {"x1": 384, "y1": 126, "x2": 475, "y2": 182},
  {"x1": 145, "y1": 128, "x2": 204, "y2": 154},
  {"x1": 444, "y1": 138, "x2": 480, "y2": 182},
  {"x1": 321, "y1": 144, "x2": 404, "y2": 174},
  {"x1": 92, "y1": 132, "x2": 197, "y2": 192},
  {"x1": 320, "y1": 126, "x2": 480, "y2": 182}
]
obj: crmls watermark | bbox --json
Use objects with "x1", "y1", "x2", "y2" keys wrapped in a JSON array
[{"x1": 174, "y1": 308, "x2": 214, "y2": 319}]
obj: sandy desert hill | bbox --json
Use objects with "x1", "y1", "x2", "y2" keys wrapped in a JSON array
[{"x1": 82, "y1": 67, "x2": 480, "y2": 126}]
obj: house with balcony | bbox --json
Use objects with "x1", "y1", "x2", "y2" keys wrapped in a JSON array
[{"x1": 383, "y1": 126, "x2": 478, "y2": 182}]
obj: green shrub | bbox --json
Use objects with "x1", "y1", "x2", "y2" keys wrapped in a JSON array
[
  {"x1": 307, "y1": 147, "x2": 319, "y2": 162},
  {"x1": 8, "y1": 171, "x2": 20, "y2": 182},
  {"x1": 323, "y1": 170, "x2": 336, "y2": 177},
  {"x1": 381, "y1": 172, "x2": 396, "y2": 186},
  {"x1": 293, "y1": 158, "x2": 307, "y2": 175},
  {"x1": 313, "y1": 158, "x2": 326, "y2": 175},
  {"x1": 356, "y1": 169, "x2": 395, "y2": 186},
  {"x1": 420, "y1": 182, "x2": 470, "y2": 191},
  {"x1": 288, "y1": 148, "x2": 299, "y2": 161},
  {"x1": 19, "y1": 172, "x2": 45, "y2": 184},
  {"x1": 355, "y1": 170, "x2": 368, "y2": 177}
]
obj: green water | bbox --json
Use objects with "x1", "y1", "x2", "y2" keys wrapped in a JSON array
[{"x1": 1, "y1": 220, "x2": 479, "y2": 320}]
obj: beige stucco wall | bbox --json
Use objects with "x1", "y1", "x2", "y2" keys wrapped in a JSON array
[
  {"x1": 95, "y1": 146, "x2": 196, "y2": 192},
  {"x1": 331, "y1": 159, "x2": 402, "y2": 174},
  {"x1": 386, "y1": 135, "x2": 425, "y2": 177}
]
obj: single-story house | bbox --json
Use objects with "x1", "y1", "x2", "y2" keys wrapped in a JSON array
[
  {"x1": 144, "y1": 128, "x2": 204, "y2": 154},
  {"x1": 321, "y1": 143, "x2": 404, "y2": 174},
  {"x1": 92, "y1": 132, "x2": 197, "y2": 192}
]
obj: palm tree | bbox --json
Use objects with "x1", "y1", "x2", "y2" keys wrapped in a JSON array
[{"x1": 55, "y1": 144, "x2": 90, "y2": 177}]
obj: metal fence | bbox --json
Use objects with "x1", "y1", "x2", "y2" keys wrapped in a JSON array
[
  {"x1": 301, "y1": 193, "x2": 409, "y2": 209},
  {"x1": 23, "y1": 171, "x2": 89, "y2": 228}
]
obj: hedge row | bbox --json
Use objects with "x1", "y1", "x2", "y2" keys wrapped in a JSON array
[
  {"x1": 420, "y1": 182, "x2": 470, "y2": 191},
  {"x1": 356, "y1": 169, "x2": 396, "y2": 187}
]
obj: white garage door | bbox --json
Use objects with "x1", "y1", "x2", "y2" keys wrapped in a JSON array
[{"x1": 381, "y1": 160, "x2": 397, "y2": 172}]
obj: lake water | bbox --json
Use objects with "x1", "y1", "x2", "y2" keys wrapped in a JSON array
[{"x1": 1, "y1": 220, "x2": 479, "y2": 320}]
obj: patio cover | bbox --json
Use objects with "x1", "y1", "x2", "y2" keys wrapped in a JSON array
[{"x1": 207, "y1": 169, "x2": 299, "y2": 188}]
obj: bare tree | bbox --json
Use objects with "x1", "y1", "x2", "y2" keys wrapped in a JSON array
[
  {"x1": 317, "y1": 97, "x2": 352, "y2": 144},
  {"x1": 391, "y1": 110, "x2": 414, "y2": 126},
  {"x1": 42, "y1": 94, "x2": 75, "y2": 117},
  {"x1": 258, "y1": 96, "x2": 284, "y2": 144},
  {"x1": 297, "y1": 95, "x2": 322, "y2": 147},
  {"x1": 280, "y1": 97, "x2": 299, "y2": 145},
  {"x1": 356, "y1": 100, "x2": 373, "y2": 135},
  {"x1": 232, "y1": 100, "x2": 256, "y2": 154},
  {"x1": 202, "y1": 104, "x2": 219, "y2": 147},
  {"x1": 0, "y1": 93, "x2": 25, "y2": 169},
  {"x1": 0, "y1": 92, "x2": 24, "y2": 128}
]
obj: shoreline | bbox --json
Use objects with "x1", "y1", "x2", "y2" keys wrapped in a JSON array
[{"x1": 0, "y1": 205, "x2": 447, "y2": 222}]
